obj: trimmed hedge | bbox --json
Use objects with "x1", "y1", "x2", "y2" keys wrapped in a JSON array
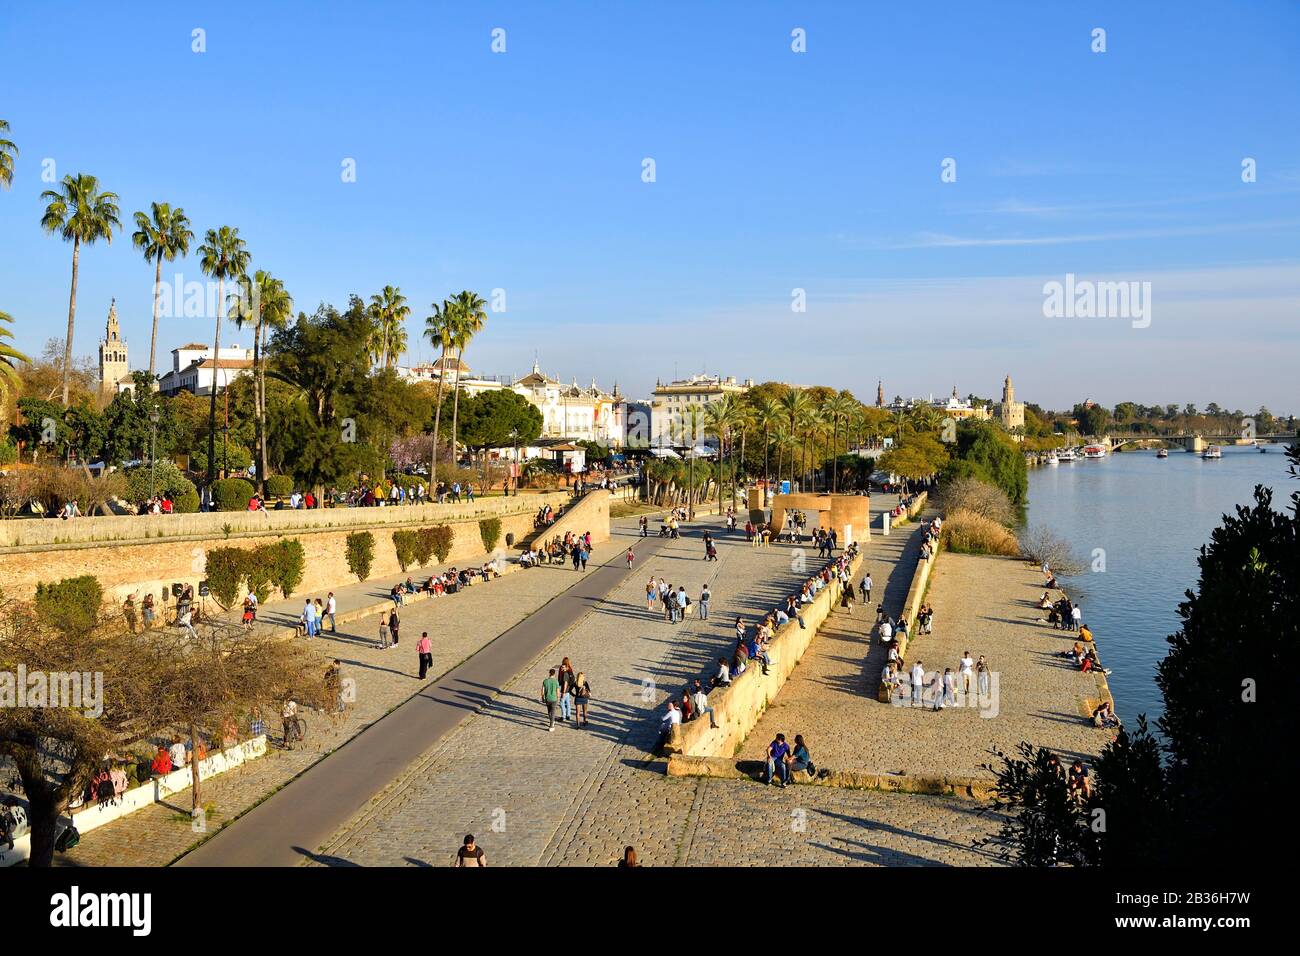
[
  {"x1": 212, "y1": 477, "x2": 255, "y2": 511},
  {"x1": 265, "y1": 475, "x2": 293, "y2": 499},
  {"x1": 424, "y1": 525, "x2": 454, "y2": 564},
  {"x1": 345, "y1": 531, "x2": 375, "y2": 581},
  {"x1": 204, "y1": 538, "x2": 307, "y2": 608},
  {"x1": 478, "y1": 517, "x2": 502, "y2": 552},
  {"x1": 393, "y1": 530, "x2": 417, "y2": 572},
  {"x1": 34, "y1": 575, "x2": 103, "y2": 634},
  {"x1": 123, "y1": 460, "x2": 197, "y2": 508}
]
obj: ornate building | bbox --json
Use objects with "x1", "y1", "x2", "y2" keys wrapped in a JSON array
[
  {"x1": 511, "y1": 362, "x2": 625, "y2": 446},
  {"x1": 650, "y1": 373, "x2": 752, "y2": 449},
  {"x1": 98, "y1": 299, "x2": 133, "y2": 399},
  {"x1": 994, "y1": 374, "x2": 1025, "y2": 430}
]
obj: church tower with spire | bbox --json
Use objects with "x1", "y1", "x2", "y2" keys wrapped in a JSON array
[
  {"x1": 875, "y1": 380, "x2": 884, "y2": 407},
  {"x1": 996, "y1": 373, "x2": 1025, "y2": 430},
  {"x1": 98, "y1": 299, "x2": 130, "y2": 400}
]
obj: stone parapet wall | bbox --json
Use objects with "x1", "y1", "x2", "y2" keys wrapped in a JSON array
[
  {"x1": 666, "y1": 552, "x2": 861, "y2": 758},
  {"x1": 0, "y1": 492, "x2": 578, "y2": 606},
  {"x1": 0, "y1": 491, "x2": 571, "y2": 550}
]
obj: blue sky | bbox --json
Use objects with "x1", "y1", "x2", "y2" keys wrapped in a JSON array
[{"x1": 2, "y1": 0, "x2": 1297, "y2": 412}]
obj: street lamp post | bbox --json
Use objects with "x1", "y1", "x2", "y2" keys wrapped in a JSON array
[{"x1": 148, "y1": 406, "x2": 161, "y2": 500}]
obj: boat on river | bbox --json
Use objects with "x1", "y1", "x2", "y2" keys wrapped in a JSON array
[
  {"x1": 1057, "y1": 448, "x2": 1078, "y2": 462},
  {"x1": 1156, "y1": 448, "x2": 1169, "y2": 459},
  {"x1": 1202, "y1": 445, "x2": 1222, "y2": 459},
  {"x1": 1082, "y1": 444, "x2": 1107, "y2": 459}
]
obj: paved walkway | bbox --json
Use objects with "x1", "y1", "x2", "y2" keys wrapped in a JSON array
[
  {"x1": 308, "y1": 497, "x2": 1002, "y2": 867},
  {"x1": 57, "y1": 533, "x2": 626, "y2": 867},
  {"x1": 745, "y1": 543, "x2": 1109, "y2": 780}
]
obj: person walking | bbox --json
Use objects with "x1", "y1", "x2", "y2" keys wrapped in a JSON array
[
  {"x1": 455, "y1": 834, "x2": 487, "y2": 867},
  {"x1": 542, "y1": 668, "x2": 561, "y2": 731},
  {"x1": 626, "y1": 547, "x2": 635, "y2": 570},
  {"x1": 959, "y1": 650, "x2": 975, "y2": 696},
  {"x1": 699, "y1": 584, "x2": 711, "y2": 621},
  {"x1": 378, "y1": 609, "x2": 391, "y2": 650},
  {"x1": 910, "y1": 660, "x2": 925, "y2": 708},
  {"x1": 417, "y1": 631, "x2": 433, "y2": 679},
  {"x1": 572, "y1": 671, "x2": 592, "y2": 727},
  {"x1": 557, "y1": 658, "x2": 575, "y2": 723},
  {"x1": 388, "y1": 607, "x2": 400, "y2": 646},
  {"x1": 646, "y1": 577, "x2": 658, "y2": 612},
  {"x1": 860, "y1": 572, "x2": 873, "y2": 604},
  {"x1": 325, "y1": 591, "x2": 336, "y2": 633},
  {"x1": 579, "y1": 545, "x2": 589, "y2": 571},
  {"x1": 976, "y1": 655, "x2": 990, "y2": 698}
]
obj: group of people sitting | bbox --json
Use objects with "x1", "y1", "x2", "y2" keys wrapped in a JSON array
[
  {"x1": 135, "y1": 494, "x2": 177, "y2": 515},
  {"x1": 521, "y1": 530, "x2": 594, "y2": 567},
  {"x1": 918, "y1": 516, "x2": 941, "y2": 559}
]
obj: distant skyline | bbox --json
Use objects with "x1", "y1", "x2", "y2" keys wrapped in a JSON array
[{"x1": 1, "y1": 1, "x2": 1297, "y2": 413}]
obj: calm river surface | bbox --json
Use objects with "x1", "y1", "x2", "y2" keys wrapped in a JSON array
[{"x1": 1025, "y1": 445, "x2": 1289, "y2": 724}]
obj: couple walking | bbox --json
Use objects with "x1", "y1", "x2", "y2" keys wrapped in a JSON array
[{"x1": 542, "y1": 657, "x2": 593, "y2": 730}]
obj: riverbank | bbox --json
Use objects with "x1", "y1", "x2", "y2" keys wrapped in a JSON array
[{"x1": 740, "y1": 546, "x2": 1114, "y2": 782}]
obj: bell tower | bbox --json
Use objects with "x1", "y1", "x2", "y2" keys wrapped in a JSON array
[{"x1": 98, "y1": 298, "x2": 129, "y2": 399}]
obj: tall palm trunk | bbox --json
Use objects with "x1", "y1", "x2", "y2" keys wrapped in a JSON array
[
  {"x1": 206, "y1": 277, "x2": 224, "y2": 485},
  {"x1": 61, "y1": 237, "x2": 80, "y2": 406},
  {"x1": 148, "y1": 253, "x2": 162, "y2": 380},
  {"x1": 831, "y1": 419, "x2": 840, "y2": 492},
  {"x1": 189, "y1": 722, "x2": 203, "y2": 812},
  {"x1": 450, "y1": 348, "x2": 464, "y2": 473},
  {"x1": 762, "y1": 425, "x2": 770, "y2": 485},
  {"x1": 254, "y1": 320, "x2": 266, "y2": 497},
  {"x1": 736, "y1": 430, "x2": 746, "y2": 510},
  {"x1": 429, "y1": 365, "x2": 447, "y2": 491}
]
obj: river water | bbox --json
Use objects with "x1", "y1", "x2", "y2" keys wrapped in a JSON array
[{"x1": 1025, "y1": 445, "x2": 1290, "y2": 725}]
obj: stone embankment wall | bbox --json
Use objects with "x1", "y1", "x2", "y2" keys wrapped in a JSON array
[
  {"x1": 0, "y1": 492, "x2": 575, "y2": 605},
  {"x1": 532, "y1": 489, "x2": 612, "y2": 550},
  {"x1": 665, "y1": 552, "x2": 861, "y2": 759}
]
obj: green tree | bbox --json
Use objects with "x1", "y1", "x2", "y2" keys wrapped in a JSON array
[
  {"x1": 39, "y1": 173, "x2": 122, "y2": 405},
  {"x1": 231, "y1": 270, "x2": 293, "y2": 496},
  {"x1": 0, "y1": 118, "x2": 15, "y2": 189},
  {"x1": 131, "y1": 202, "x2": 194, "y2": 380},
  {"x1": 0, "y1": 309, "x2": 31, "y2": 412},
  {"x1": 423, "y1": 299, "x2": 455, "y2": 483},
  {"x1": 197, "y1": 225, "x2": 251, "y2": 486},
  {"x1": 367, "y1": 285, "x2": 410, "y2": 369},
  {"x1": 446, "y1": 290, "x2": 488, "y2": 468}
]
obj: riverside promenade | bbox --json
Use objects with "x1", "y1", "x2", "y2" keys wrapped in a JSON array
[
  {"x1": 743, "y1": 537, "x2": 1113, "y2": 782},
  {"x1": 310, "y1": 497, "x2": 1001, "y2": 867}
]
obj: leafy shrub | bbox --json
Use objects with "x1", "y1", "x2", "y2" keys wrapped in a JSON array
[
  {"x1": 424, "y1": 525, "x2": 454, "y2": 564},
  {"x1": 243, "y1": 549, "x2": 275, "y2": 603},
  {"x1": 205, "y1": 547, "x2": 249, "y2": 608},
  {"x1": 478, "y1": 517, "x2": 502, "y2": 552},
  {"x1": 123, "y1": 460, "x2": 197, "y2": 507},
  {"x1": 188, "y1": 443, "x2": 253, "y2": 479},
  {"x1": 265, "y1": 474, "x2": 293, "y2": 499},
  {"x1": 940, "y1": 508, "x2": 1020, "y2": 557},
  {"x1": 270, "y1": 538, "x2": 305, "y2": 597},
  {"x1": 173, "y1": 485, "x2": 200, "y2": 513},
  {"x1": 0, "y1": 437, "x2": 17, "y2": 465},
  {"x1": 212, "y1": 477, "x2": 255, "y2": 511},
  {"x1": 393, "y1": 530, "x2": 417, "y2": 572},
  {"x1": 34, "y1": 575, "x2": 104, "y2": 634},
  {"x1": 345, "y1": 531, "x2": 375, "y2": 581}
]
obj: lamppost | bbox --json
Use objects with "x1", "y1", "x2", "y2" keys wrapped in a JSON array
[
  {"x1": 148, "y1": 406, "x2": 161, "y2": 500},
  {"x1": 510, "y1": 428, "x2": 519, "y2": 496}
]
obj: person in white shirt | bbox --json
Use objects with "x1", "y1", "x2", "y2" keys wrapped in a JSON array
[
  {"x1": 281, "y1": 699, "x2": 299, "y2": 744},
  {"x1": 879, "y1": 619, "x2": 894, "y2": 644},
  {"x1": 325, "y1": 592, "x2": 336, "y2": 632},
  {"x1": 959, "y1": 652, "x2": 975, "y2": 694},
  {"x1": 691, "y1": 687, "x2": 715, "y2": 728},
  {"x1": 910, "y1": 661, "x2": 926, "y2": 707},
  {"x1": 168, "y1": 739, "x2": 187, "y2": 769},
  {"x1": 657, "y1": 701, "x2": 682, "y2": 753}
]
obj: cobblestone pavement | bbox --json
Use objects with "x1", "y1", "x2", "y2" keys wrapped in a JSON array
[
  {"x1": 56, "y1": 535, "x2": 628, "y2": 867},
  {"x1": 312, "y1": 504, "x2": 1004, "y2": 867},
  {"x1": 745, "y1": 539, "x2": 1109, "y2": 781}
]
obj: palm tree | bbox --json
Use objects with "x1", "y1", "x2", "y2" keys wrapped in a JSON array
[
  {"x1": 132, "y1": 202, "x2": 194, "y2": 381},
  {"x1": 731, "y1": 404, "x2": 754, "y2": 510},
  {"x1": 1, "y1": 310, "x2": 31, "y2": 412},
  {"x1": 754, "y1": 396, "x2": 780, "y2": 486},
  {"x1": 231, "y1": 270, "x2": 291, "y2": 496},
  {"x1": 197, "y1": 226, "x2": 251, "y2": 486},
  {"x1": 910, "y1": 403, "x2": 943, "y2": 433},
  {"x1": 0, "y1": 119, "x2": 17, "y2": 190},
  {"x1": 447, "y1": 290, "x2": 488, "y2": 466},
  {"x1": 368, "y1": 285, "x2": 411, "y2": 368},
  {"x1": 422, "y1": 299, "x2": 457, "y2": 486},
  {"x1": 778, "y1": 388, "x2": 812, "y2": 486},
  {"x1": 40, "y1": 173, "x2": 121, "y2": 405},
  {"x1": 703, "y1": 395, "x2": 738, "y2": 517}
]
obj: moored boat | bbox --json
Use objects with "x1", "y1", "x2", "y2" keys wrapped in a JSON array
[
  {"x1": 1082, "y1": 444, "x2": 1106, "y2": 459},
  {"x1": 1057, "y1": 448, "x2": 1078, "y2": 462}
]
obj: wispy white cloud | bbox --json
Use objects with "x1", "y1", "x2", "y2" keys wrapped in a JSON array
[{"x1": 868, "y1": 219, "x2": 1300, "y2": 250}]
